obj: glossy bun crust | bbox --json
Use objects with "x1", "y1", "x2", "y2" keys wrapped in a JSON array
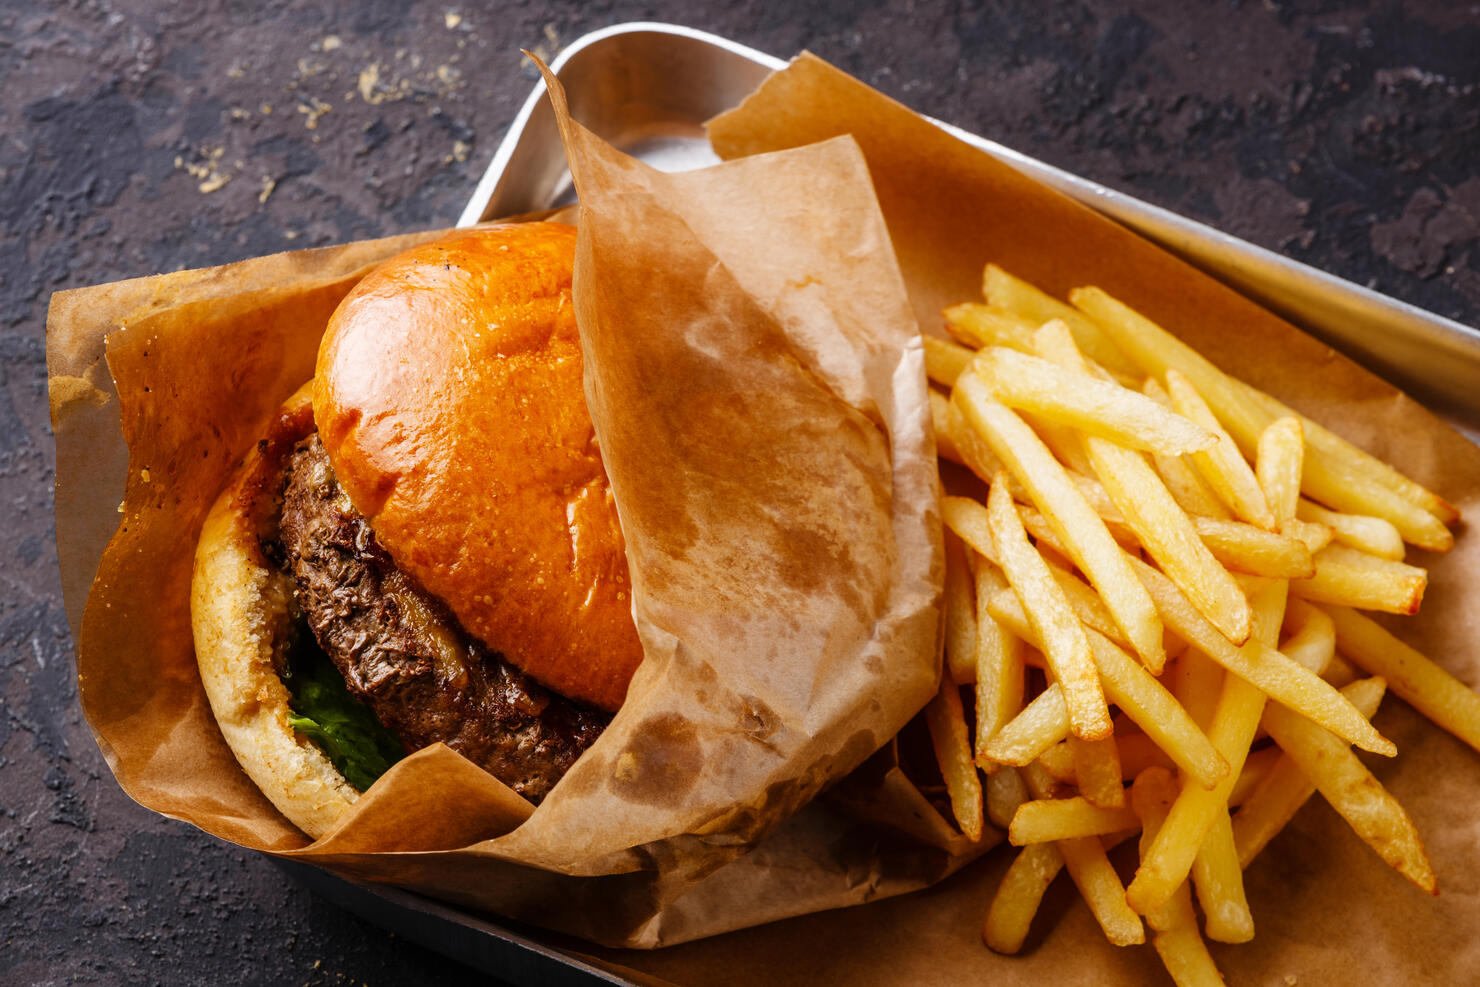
[{"x1": 313, "y1": 223, "x2": 642, "y2": 712}]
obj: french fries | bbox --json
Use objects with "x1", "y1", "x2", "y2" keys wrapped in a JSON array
[{"x1": 917, "y1": 265, "x2": 1472, "y2": 982}]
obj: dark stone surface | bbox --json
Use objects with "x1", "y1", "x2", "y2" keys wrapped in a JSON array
[{"x1": 3, "y1": 1, "x2": 1477, "y2": 984}]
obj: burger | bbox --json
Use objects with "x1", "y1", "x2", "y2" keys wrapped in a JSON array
[{"x1": 190, "y1": 222, "x2": 644, "y2": 839}]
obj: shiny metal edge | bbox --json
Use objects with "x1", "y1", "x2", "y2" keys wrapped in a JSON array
[
  {"x1": 277, "y1": 859, "x2": 647, "y2": 986},
  {"x1": 460, "y1": 22, "x2": 1480, "y2": 430}
]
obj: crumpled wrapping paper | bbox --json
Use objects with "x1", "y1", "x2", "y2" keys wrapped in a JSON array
[{"x1": 47, "y1": 66, "x2": 988, "y2": 950}]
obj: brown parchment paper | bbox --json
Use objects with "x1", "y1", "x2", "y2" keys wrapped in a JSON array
[{"x1": 47, "y1": 67, "x2": 989, "y2": 952}]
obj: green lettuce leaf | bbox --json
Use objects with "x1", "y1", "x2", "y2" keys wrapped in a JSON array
[{"x1": 284, "y1": 628, "x2": 405, "y2": 792}]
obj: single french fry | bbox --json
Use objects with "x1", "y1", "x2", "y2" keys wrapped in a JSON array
[
  {"x1": 1323, "y1": 604, "x2": 1480, "y2": 754},
  {"x1": 1020, "y1": 763, "x2": 1145, "y2": 947},
  {"x1": 1166, "y1": 368, "x2": 1277, "y2": 530},
  {"x1": 973, "y1": 558, "x2": 1025, "y2": 769},
  {"x1": 990, "y1": 593, "x2": 1229, "y2": 790},
  {"x1": 1280, "y1": 599, "x2": 1336, "y2": 675},
  {"x1": 1073, "y1": 286, "x2": 1454, "y2": 549},
  {"x1": 944, "y1": 533, "x2": 978, "y2": 685},
  {"x1": 924, "y1": 334, "x2": 974, "y2": 388},
  {"x1": 1282, "y1": 517, "x2": 1334, "y2": 554},
  {"x1": 1126, "y1": 579, "x2": 1288, "y2": 917},
  {"x1": 1172, "y1": 649, "x2": 1224, "y2": 733},
  {"x1": 925, "y1": 676, "x2": 984, "y2": 842},
  {"x1": 984, "y1": 682, "x2": 1072, "y2": 766},
  {"x1": 956, "y1": 375, "x2": 1165, "y2": 670},
  {"x1": 1035, "y1": 741, "x2": 1078, "y2": 783},
  {"x1": 1233, "y1": 677, "x2": 1386, "y2": 867},
  {"x1": 1010, "y1": 796, "x2": 1138, "y2": 844},
  {"x1": 975, "y1": 348, "x2": 1213, "y2": 456},
  {"x1": 1290, "y1": 544, "x2": 1427, "y2": 615},
  {"x1": 986, "y1": 765, "x2": 1032, "y2": 830},
  {"x1": 1116, "y1": 731, "x2": 1177, "y2": 779},
  {"x1": 984, "y1": 476, "x2": 1111, "y2": 740},
  {"x1": 1131, "y1": 768, "x2": 1226, "y2": 987},
  {"x1": 1191, "y1": 811, "x2": 1253, "y2": 944},
  {"x1": 942, "y1": 495, "x2": 999, "y2": 564},
  {"x1": 1132, "y1": 560, "x2": 1393, "y2": 755},
  {"x1": 1298, "y1": 499, "x2": 1405, "y2": 561},
  {"x1": 1069, "y1": 732, "x2": 1126, "y2": 809},
  {"x1": 1256, "y1": 416, "x2": 1304, "y2": 525},
  {"x1": 983, "y1": 264, "x2": 1143, "y2": 380},
  {"x1": 983, "y1": 840, "x2": 1067, "y2": 955},
  {"x1": 1262, "y1": 676, "x2": 1436, "y2": 893},
  {"x1": 1192, "y1": 517, "x2": 1314, "y2": 579},
  {"x1": 945, "y1": 301, "x2": 1038, "y2": 353}
]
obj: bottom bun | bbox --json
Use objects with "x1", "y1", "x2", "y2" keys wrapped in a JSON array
[{"x1": 191, "y1": 381, "x2": 359, "y2": 840}]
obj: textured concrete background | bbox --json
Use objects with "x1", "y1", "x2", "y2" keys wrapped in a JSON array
[{"x1": 5, "y1": 1, "x2": 1479, "y2": 984}]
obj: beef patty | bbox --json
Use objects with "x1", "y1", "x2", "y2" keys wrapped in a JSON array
[{"x1": 275, "y1": 433, "x2": 608, "y2": 803}]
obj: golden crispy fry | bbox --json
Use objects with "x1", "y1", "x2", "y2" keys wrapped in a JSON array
[
  {"x1": 983, "y1": 264, "x2": 1142, "y2": 380},
  {"x1": 975, "y1": 348, "x2": 1213, "y2": 456},
  {"x1": 1191, "y1": 810, "x2": 1253, "y2": 944},
  {"x1": 942, "y1": 495, "x2": 999, "y2": 564},
  {"x1": 1020, "y1": 764, "x2": 1145, "y2": 947},
  {"x1": 1165, "y1": 369, "x2": 1277, "y2": 530},
  {"x1": 1069, "y1": 732, "x2": 1125, "y2": 809},
  {"x1": 944, "y1": 533, "x2": 978, "y2": 685},
  {"x1": 983, "y1": 841, "x2": 1066, "y2": 955},
  {"x1": 1116, "y1": 730, "x2": 1177, "y2": 779},
  {"x1": 984, "y1": 682, "x2": 1072, "y2": 766},
  {"x1": 984, "y1": 475, "x2": 1111, "y2": 740},
  {"x1": 1256, "y1": 416, "x2": 1304, "y2": 525},
  {"x1": 924, "y1": 334, "x2": 974, "y2": 388},
  {"x1": 990, "y1": 593, "x2": 1229, "y2": 790},
  {"x1": 1126, "y1": 579, "x2": 1288, "y2": 917},
  {"x1": 1233, "y1": 677, "x2": 1386, "y2": 868},
  {"x1": 1297, "y1": 498, "x2": 1405, "y2": 561},
  {"x1": 1131, "y1": 768, "x2": 1227, "y2": 986},
  {"x1": 973, "y1": 557, "x2": 1025, "y2": 770},
  {"x1": 1290, "y1": 544, "x2": 1427, "y2": 615},
  {"x1": 945, "y1": 301, "x2": 1037, "y2": 353},
  {"x1": 1191, "y1": 517, "x2": 1314, "y2": 579},
  {"x1": 1282, "y1": 517, "x2": 1333, "y2": 554},
  {"x1": 1071, "y1": 286, "x2": 1454, "y2": 549},
  {"x1": 1261, "y1": 677, "x2": 1436, "y2": 893},
  {"x1": 925, "y1": 674, "x2": 984, "y2": 842},
  {"x1": 1172, "y1": 649, "x2": 1223, "y2": 733},
  {"x1": 1279, "y1": 599, "x2": 1336, "y2": 675},
  {"x1": 1322, "y1": 604, "x2": 1480, "y2": 754},
  {"x1": 956, "y1": 375, "x2": 1166, "y2": 670},
  {"x1": 1009, "y1": 795, "x2": 1138, "y2": 844},
  {"x1": 1035, "y1": 741, "x2": 1077, "y2": 783},
  {"x1": 1131, "y1": 560, "x2": 1394, "y2": 756},
  {"x1": 986, "y1": 764, "x2": 1032, "y2": 830}
]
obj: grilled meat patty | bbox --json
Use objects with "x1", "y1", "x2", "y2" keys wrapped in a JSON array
[{"x1": 275, "y1": 433, "x2": 608, "y2": 803}]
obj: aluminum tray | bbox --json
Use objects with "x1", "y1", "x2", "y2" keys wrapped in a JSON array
[{"x1": 291, "y1": 21, "x2": 1480, "y2": 985}]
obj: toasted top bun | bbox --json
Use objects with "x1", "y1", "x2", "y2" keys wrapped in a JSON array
[
  {"x1": 313, "y1": 222, "x2": 643, "y2": 712},
  {"x1": 192, "y1": 383, "x2": 358, "y2": 840}
]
